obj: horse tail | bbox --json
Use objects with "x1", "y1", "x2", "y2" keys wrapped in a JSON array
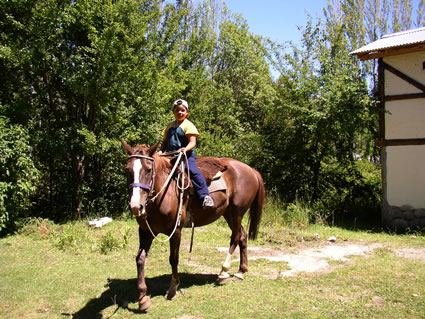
[{"x1": 248, "y1": 168, "x2": 265, "y2": 240}]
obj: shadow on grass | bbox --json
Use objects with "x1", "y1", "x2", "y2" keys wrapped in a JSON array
[{"x1": 70, "y1": 273, "x2": 217, "y2": 318}]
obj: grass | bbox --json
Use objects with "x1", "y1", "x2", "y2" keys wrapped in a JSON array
[{"x1": 0, "y1": 215, "x2": 424, "y2": 318}]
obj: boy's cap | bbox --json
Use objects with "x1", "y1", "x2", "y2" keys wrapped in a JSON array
[{"x1": 173, "y1": 99, "x2": 189, "y2": 110}]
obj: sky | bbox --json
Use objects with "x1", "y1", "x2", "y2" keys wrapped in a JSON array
[
  {"x1": 223, "y1": 0, "x2": 422, "y2": 45},
  {"x1": 224, "y1": 0, "x2": 329, "y2": 45}
]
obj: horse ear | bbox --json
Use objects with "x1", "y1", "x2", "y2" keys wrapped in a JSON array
[
  {"x1": 148, "y1": 141, "x2": 161, "y2": 156},
  {"x1": 120, "y1": 139, "x2": 134, "y2": 155}
]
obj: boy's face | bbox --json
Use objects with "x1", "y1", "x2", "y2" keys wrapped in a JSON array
[{"x1": 173, "y1": 104, "x2": 189, "y2": 122}]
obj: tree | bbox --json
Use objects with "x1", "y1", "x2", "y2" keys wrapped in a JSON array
[
  {"x1": 0, "y1": 117, "x2": 40, "y2": 233},
  {"x1": 0, "y1": 0, "x2": 171, "y2": 220},
  {"x1": 0, "y1": 0, "x2": 276, "y2": 225},
  {"x1": 262, "y1": 16, "x2": 378, "y2": 221},
  {"x1": 415, "y1": 0, "x2": 425, "y2": 26}
]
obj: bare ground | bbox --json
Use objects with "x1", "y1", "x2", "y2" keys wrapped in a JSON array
[{"x1": 215, "y1": 242, "x2": 425, "y2": 277}]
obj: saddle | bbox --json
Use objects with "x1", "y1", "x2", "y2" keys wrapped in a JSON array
[
  {"x1": 168, "y1": 155, "x2": 227, "y2": 193},
  {"x1": 197, "y1": 157, "x2": 227, "y2": 193}
]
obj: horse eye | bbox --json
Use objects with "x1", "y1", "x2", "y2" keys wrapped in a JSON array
[{"x1": 146, "y1": 169, "x2": 152, "y2": 174}]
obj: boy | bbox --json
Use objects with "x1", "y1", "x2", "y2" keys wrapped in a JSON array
[{"x1": 160, "y1": 99, "x2": 214, "y2": 207}]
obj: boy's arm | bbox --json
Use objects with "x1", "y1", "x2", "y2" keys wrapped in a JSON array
[
  {"x1": 159, "y1": 138, "x2": 167, "y2": 153},
  {"x1": 180, "y1": 134, "x2": 197, "y2": 153},
  {"x1": 159, "y1": 137, "x2": 168, "y2": 153},
  {"x1": 159, "y1": 126, "x2": 168, "y2": 153}
]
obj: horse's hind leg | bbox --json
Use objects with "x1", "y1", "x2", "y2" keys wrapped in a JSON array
[
  {"x1": 136, "y1": 228, "x2": 153, "y2": 312},
  {"x1": 165, "y1": 227, "x2": 182, "y2": 300},
  {"x1": 218, "y1": 213, "x2": 246, "y2": 283},
  {"x1": 234, "y1": 225, "x2": 248, "y2": 280}
]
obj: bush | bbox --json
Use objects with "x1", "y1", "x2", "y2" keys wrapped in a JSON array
[
  {"x1": 99, "y1": 230, "x2": 122, "y2": 254},
  {"x1": 312, "y1": 159, "x2": 381, "y2": 226},
  {"x1": 262, "y1": 191, "x2": 311, "y2": 227},
  {"x1": 0, "y1": 117, "x2": 40, "y2": 235}
]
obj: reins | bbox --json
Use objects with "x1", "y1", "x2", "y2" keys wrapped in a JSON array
[{"x1": 129, "y1": 151, "x2": 191, "y2": 243}]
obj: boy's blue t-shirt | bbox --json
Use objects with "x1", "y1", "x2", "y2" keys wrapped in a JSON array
[{"x1": 162, "y1": 119, "x2": 199, "y2": 153}]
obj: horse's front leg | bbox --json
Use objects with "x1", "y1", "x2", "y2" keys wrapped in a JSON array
[
  {"x1": 136, "y1": 228, "x2": 153, "y2": 312},
  {"x1": 165, "y1": 227, "x2": 182, "y2": 300}
]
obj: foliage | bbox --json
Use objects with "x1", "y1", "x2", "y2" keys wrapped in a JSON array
[
  {"x1": 259, "y1": 18, "x2": 380, "y2": 223},
  {"x1": 262, "y1": 190, "x2": 311, "y2": 228},
  {"x1": 0, "y1": 117, "x2": 40, "y2": 233},
  {"x1": 0, "y1": 0, "x2": 423, "y2": 233}
]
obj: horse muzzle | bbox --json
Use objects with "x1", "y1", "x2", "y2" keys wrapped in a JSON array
[{"x1": 129, "y1": 202, "x2": 147, "y2": 217}]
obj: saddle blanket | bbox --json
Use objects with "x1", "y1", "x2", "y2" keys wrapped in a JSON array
[{"x1": 207, "y1": 176, "x2": 227, "y2": 193}]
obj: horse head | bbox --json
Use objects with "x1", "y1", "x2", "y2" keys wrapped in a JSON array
[{"x1": 121, "y1": 139, "x2": 160, "y2": 216}]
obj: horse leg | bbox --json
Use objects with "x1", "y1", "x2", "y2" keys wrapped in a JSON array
[
  {"x1": 165, "y1": 228, "x2": 181, "y2": 300},
  {"x1": 217, "y1": 214, "x2": 243, "y2": 284},
  {"x1": 234, "y1": 225, "x2": 248, "y2": 280},
  {"x1": 136, "y1": 228, "x2": 153, "y2": 312}
]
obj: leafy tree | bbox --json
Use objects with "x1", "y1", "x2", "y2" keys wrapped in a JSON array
[
  {"x1": 416, "y1": 0, "x2": 425, "y2": 26},
  {"x1": 261, "y1": 18, "x2": 378, "y2": 221},
  {"x1": 391, "y1": 0, "x2": 413, "y2": 32},
  {"x1": 0, "y1": 0, "x2": 171, "y2": 220},
  {"x1": 0, "y1": 0, "x2": 275, "y2": 225},
  {"x1": 3, "y1": 0, "x2": 421, "y2": 230},
  {"x1": 0, "y1": 117, "x2": 40, "y2": 233}
]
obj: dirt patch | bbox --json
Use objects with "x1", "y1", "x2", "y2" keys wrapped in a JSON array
[
  {"x1": 218, "y1": 242, "x2": 384, "y2": 277},
  {"x1": 393, "y1": 248, "x2": 425, "y2": 260},
  {"x1": 214, "y1": 242, "x2": 425, "y2": 278}
]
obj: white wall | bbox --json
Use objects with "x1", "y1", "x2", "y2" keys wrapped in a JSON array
[
  {"x1": 385, "y1": 50, "x2": 425, "y2": 95},
  {"x1": 384, "y1": 51, "x2": 425, "y2": 208},
  {"x1": 386, "y1": 145, "x2": 425, "y2": 208},
  {"x1": 386, "y1": 99, "x2": 425, "y2": 139}
]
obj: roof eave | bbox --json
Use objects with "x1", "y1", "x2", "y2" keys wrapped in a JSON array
[{"x1": 352, "y1": 43, "x2": 425, "y2": 61}]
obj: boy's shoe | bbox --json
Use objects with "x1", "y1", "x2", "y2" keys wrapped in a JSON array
[{"x1": 202, "y1": 195, "x2": 214, "y2": 208}]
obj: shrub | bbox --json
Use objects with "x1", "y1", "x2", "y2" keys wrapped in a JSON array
[
  {"x1": 0, "y1": 117, "x2": 40, "y2": 234},
  {"x1": 99, "y1": 230, "x2": 122, "y2": 254}
]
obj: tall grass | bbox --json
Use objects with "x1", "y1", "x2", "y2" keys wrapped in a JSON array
[
  {"x1": 17, "y1": 217, "x2": 135, "y2": 254},
  {"x1": 262, "y1": 194, "x2": 312, "y2": 228}
]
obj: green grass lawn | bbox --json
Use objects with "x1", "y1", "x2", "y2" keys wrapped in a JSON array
[{"x1": 0, "y1": 218, "x2": 424, "y2": 318}]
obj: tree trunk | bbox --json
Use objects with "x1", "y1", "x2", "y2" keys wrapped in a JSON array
[{"x1": 71, "y1": 155, "x2": 85, "y2": 220}]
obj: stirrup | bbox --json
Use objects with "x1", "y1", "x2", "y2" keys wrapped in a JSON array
[{"x1": 202, "y1": 195, "x2": 214, "y2": 207}]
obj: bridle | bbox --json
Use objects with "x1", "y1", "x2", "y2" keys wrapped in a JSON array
[
  {"x1": 127, "y1": 151, "x2": 191, "y2": 242},
  {"x1": 128, "y1": 154, "x2": 156, "y2": 197}
]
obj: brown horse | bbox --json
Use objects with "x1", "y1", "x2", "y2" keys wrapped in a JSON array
[{"x1": 121, "y1": 140, "x2": 265, "y2": 312}]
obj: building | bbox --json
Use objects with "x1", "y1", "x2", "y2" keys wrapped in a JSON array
[{"x1": 351, "y1": 27, "x2": 425, "y2": 230}]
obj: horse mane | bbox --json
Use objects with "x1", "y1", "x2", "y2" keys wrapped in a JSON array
[{"x1": 154, "y1": 152, "x2": 173, "y2": 174}]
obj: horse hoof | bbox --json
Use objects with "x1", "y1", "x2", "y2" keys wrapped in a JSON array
[
  {"x1": 218, "y1": 271, "x2": 230, "y2": 279},
  {"x1": 216, "y1": 277, "x2": 229, "y2": 285},
  {"x1": 234, "y1": 272, "x2": 244, "y2": 280},
  {"x1": 165, "y1": 288, "x2": 177, "y2": 300},
  {"x1": 138, "y1": 296, "x2": 151, "y2": 313},
  {"x1": 216, "y1": 272, "x2": 230, "y2": 285}
]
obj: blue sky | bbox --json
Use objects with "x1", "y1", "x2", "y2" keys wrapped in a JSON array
[
  {"x1": 224, "y1": 0, "x2": 329, "y2": 44},
  {"x1": 224, "y1": 0, "x2": 422, "y2": 45}
]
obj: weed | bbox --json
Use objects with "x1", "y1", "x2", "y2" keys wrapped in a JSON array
[
  {"x1": 99, "y1": 230, "x2": 121, "y2": 254},
  {"x1": 120, "y1": 227, "x2": 131, "y2": 248},
  {"x1": 54, "y1": 224, "x2": 86, "y2": 251},
  {"x1": 17, "y1": 217, "x2": 54, "y2": 239},
  {"x1": 262, "y1": 196, "x2": 311, "y2": 227}
]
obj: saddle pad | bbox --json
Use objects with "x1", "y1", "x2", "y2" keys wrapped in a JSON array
[{"x1": 207, "y1": 176, "x2": 227, "y2": 193}]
